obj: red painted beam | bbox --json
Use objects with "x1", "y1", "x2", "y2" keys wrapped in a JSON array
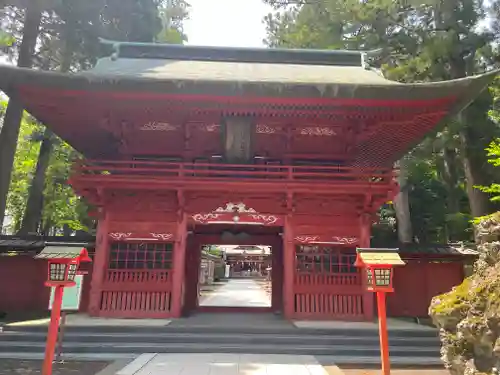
[
  {"x1": 20, "y1": 86, "x2": 457, "y2": 109},
  {"x1": 72, "y1": 178, "x2": 393, "y2": 196}
]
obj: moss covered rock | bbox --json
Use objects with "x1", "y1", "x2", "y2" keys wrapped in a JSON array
[{"x1": 429, "y1": 213, "x2": 500, "y2": 375}]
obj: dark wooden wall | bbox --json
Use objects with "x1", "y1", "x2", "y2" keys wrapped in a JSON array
[
  {"x1": 387, "y1": 260, "x2": 464, "y2": 318},
  {"x1": 0, "y1": 256, "x2": 92, "y2": 316},
  {"x1": 0, "y1": 256, "x2": 48, "y2": 314},
  {"x1": 0, "y1": 254, "x2": 465, "y2": 320}
]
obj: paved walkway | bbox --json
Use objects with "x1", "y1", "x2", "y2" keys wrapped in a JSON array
[
  {"x1": 339, "y1": 370, "x2": 449, "y2": 375},
  {"x1": 117, "y1": 354, "x2": 329, "y2": 375},
  {"x1": 199, "y1": 279, "x2": 271, "y2": 307}
]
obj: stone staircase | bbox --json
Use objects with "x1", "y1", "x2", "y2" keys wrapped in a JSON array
[{"x1": 0, "y1": 313, "x2": 442, "y2": 366}]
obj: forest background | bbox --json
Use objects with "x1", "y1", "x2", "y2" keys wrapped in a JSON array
[{"x1": 1, "y1": 0, "x2": 500, "y2": 245}]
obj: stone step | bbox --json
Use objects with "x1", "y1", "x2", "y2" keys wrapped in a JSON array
[
  {"x1": 0, "y1": 352, "x2": 444, "y2": 366},
  {"x1": 0, "y1": 341, "x2": 440, "y2": 357},
  {"x1": 2, "y1": 324, "x2": 438, "y2": 338},
  {"x1": 0, "y1": 331, "x2": 439, "y2": 347}
]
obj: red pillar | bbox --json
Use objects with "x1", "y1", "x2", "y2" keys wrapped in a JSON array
[
  {"x1": 283, "y1": 215, "x2": 295, "y2": 319},
  {"x1": 360, "y1": 213, "x2": 374, "y2": 320},
  {"x1": 43, "y1": 285, "x2": 64, "y2": 375},
  {"x1": 88, "y1": 211, "x2": 109, "y2": 316},
  {"x1": 377, "y1": 291, "x2": 391, "y2": 375},
  {"x1": 271, "y1": 236, "x2": 283, "y2": 312},
  {"x1": 171, "y1": 212, "x2": 188, "y2": 318}
]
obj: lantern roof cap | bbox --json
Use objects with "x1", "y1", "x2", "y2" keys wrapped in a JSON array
[
  {"x1": 355, "y1": 248, "x2": 405, "y2": 266},
  {"x1": 35, "y1": 246, "x2": 89, "y2": 260}
]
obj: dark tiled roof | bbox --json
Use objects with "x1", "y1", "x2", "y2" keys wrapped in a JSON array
[
  {"x1": 0, "y1": 235, "x2": 95, "y2": 255},
  {"x1": 0, "y1": 239, "x2": 44, "y2": 249},
  {"x1": 374, "y1": 242, "x2": 478, "y2": 257}
]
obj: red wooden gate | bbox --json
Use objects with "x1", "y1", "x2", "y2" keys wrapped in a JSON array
[
  {"x1": 293, "y1": 245, "x2": 364, "y2": 319},
  {"x1": 99, "y1": 241, "x2": 174, "y2": 318}
]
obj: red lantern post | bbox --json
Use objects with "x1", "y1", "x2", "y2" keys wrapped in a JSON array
[
  {"x1": 354, "y1": 248, "x2": 405, "y2": 375},
  {"x1": 35, "y1": 247, "x2": 92, "y2": 375}
]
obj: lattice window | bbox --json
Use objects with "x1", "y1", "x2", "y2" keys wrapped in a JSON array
[
  {"x1": 108, "y1": 242, "x2": 173, "y2": 270},
  {"x1": 50, "y1": 263, "x2": 66, "y2": 281},
  {"x1": 295, "y1": 245, "x2": 357, "y2": 274}
]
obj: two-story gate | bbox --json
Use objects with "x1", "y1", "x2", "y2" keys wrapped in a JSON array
[{"x1": 5, "y1": 41, "x2": 490, "y2": 321}]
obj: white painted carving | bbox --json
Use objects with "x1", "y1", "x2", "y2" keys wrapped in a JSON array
[
  {"x1": 150, "y1": 233, "x2": 174, "y2": 241},
  {"x1": 203, "y1": 124, "x2": 220, "y2": 132},
  {"x1": 299, "y1": 127, "x2": 336, "y2": 136},
  {"x1": 256, "y1": 124, "x2": 279, "y2": 134},
  {"x1": 332, "y1": 236, "x2": 359, "y2": 244},
  {"x1": 249, "y1": 214, "x2": 279, "y2": 225},
  {"x1": 295, "y1": 236, "x2": 320, "y2": 243},
  {"x1": 293, "y1": 235, "x2": 358, "y2": 244},
  {"x1": 109, "y1": 232, "x2": 132, "y2": 240},
  {"x1": 215, "y1": 202, "x2": 257, "y2": 213},
  {"x1": 192, "y1": 213, "x2": 221, "y2": 223},
  {"x1": 140, "y1": 122, "x2": 178, "y2": 131}
]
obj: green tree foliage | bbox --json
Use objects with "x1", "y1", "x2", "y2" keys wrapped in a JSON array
[
  {"x1": 156, "y1": 0, "x2": 190, "y2": 43},
  {"x1": 0, "y1": 30, "x2": 14, "y2": 46},
  {"x1": 477, "y1": 141, "x2": 500, "y2": 201},
  {"x1": 263, "y1": 0, "x2": 500, "y2": 243},
  {"x1": 3, "y1": 107, "x2": 40, "y2": 232},
  {"x1": 0, "y1": 102, "x2": 90, "y2": 234},
  {"x1": 0, "y1": 0, "x2": 191, "y2": 234}
]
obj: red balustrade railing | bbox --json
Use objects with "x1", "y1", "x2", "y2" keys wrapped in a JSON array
[
  {"x1": 72, "y1": 159, "x2": 394, "y2": 185},
  {"x1": 295, "y1": 273, "x2": 361, "y2": 287},
  {"x1": 294, "y1": 292, "x2": 364, "y2": 318},
  {"x1": 100, "y1": 290, "x2": 173, "y2": 317},
  {"x1": 105, "y1": 269, "x2": 172, "y2": 284},
  {"x1": 100, "y1": 270, "x2": 173, "y2": 317}
]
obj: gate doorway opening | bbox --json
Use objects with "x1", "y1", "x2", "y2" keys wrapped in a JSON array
[
  {"x1": 198, "y1": 244, "x2": 272, "y2": 309},
  {"x1": 183, "y1": 225, "x2": 283, "y2": 315}
]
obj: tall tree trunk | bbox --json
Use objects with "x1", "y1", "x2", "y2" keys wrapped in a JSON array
[
  {"x1": 393, "y1": 161, "x2": 413, "y2": 243},
  {"x1": 17, "y1": 129, "x2": 54, "y2": 234},
  {"x1": 460, "y1": 125, "x2": 492, "y2": 218},
  {"x1": 438, "y1": 145, "x2": 462, "y2": 241},
  {"x1": 442, "y1": 146, "x2": 461, "y2": 214},
  {"x1": 446, "y1": 28, "x2": 492, "y2": 218},
  {"x1": 17, "y1": 25, "x2": 74, "y2": 234},
  {"x1": 0, "y1": 2, "x2": 42, "y2": 232},
  {"x1": 394, "y1": 187, "x2": 413, "y2": 243}
]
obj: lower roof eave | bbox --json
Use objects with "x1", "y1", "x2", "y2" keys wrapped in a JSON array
[{"x1": 0, "y1": 64, "x2": 498, "y2": 102}]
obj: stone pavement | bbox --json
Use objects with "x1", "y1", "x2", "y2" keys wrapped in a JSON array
[
  {"x1": 7, "y1": 315, "x2": 172, "y2": 327},
  {"x1": 117, "y1": 353, "x2": 330, "y2": 375},
  {"x1": 293, "y1": 319, "x2": 435, "y2": 331},
  {"x1": 199, "y1": 278, "x2": 271, "y2": 307}
]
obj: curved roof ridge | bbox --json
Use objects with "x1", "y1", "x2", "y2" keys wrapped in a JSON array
[{"x1": 99, "y1": 38, "x2": 383, "y2": 67}]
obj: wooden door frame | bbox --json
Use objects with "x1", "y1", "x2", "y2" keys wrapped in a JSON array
[{"x1": 183, "y1": 231, "x2": 283, "y2": 315}]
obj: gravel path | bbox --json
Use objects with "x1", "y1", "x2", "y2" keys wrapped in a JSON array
[{"x1": 0, "y1": 359, "x2": 110, "y2": 375}]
